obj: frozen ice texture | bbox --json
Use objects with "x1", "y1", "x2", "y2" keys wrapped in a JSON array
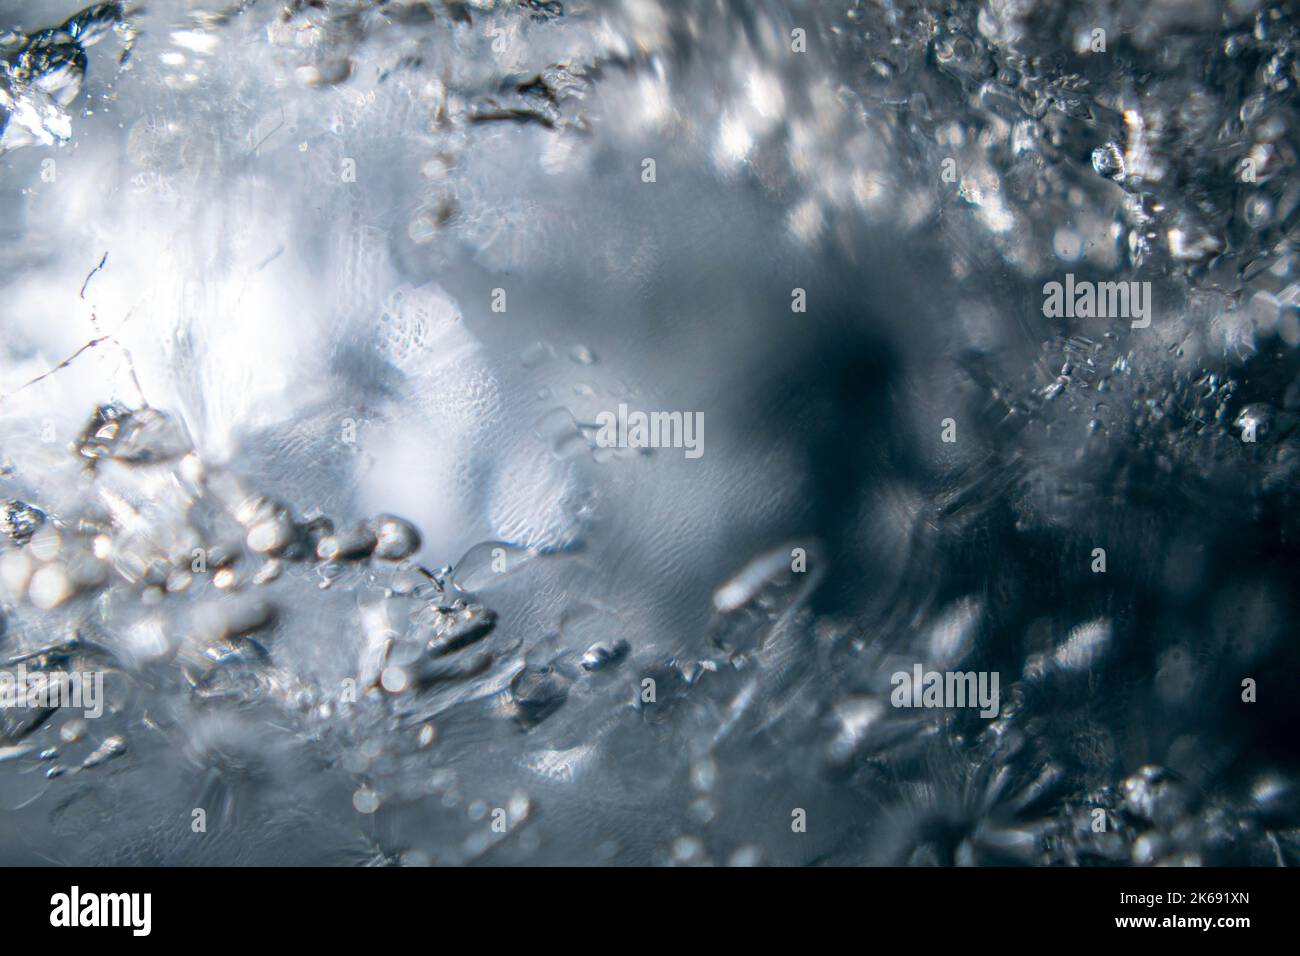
[{"x1": 0, "y1": 0, "x2": 1298, "y2": 865}]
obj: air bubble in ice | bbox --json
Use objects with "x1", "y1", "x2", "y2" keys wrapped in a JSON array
[
  {"x1": 450, "y1": 541, "x2": 536, "y2": 593},
  {"x1": 509, "y1": 665, "x2": 570, "y2": 729},
  {"x1": 371, "y1": 514, "x2": 421, "y2": 561},
  {"x1": 316, "y1": 523, "x2": 377, "y2": 562},
  {"x1": 580, "y1": 638, "x2": 629, "y2": 672}
]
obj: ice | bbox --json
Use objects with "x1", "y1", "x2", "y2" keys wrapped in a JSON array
[{"x1": 0, "y1": 0, "x2": 1298, "y2": 866}]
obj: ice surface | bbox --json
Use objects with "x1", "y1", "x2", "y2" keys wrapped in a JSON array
[{"x1": 0, "y1": 0, "x2": 1298, "y2": 865}]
